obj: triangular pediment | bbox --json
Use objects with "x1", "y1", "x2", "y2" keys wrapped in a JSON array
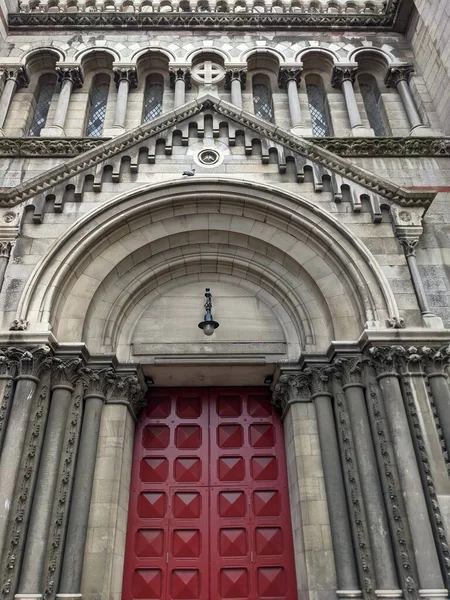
[{"x1": 0, "y1": 94, "x2": 435, "y2": 214}]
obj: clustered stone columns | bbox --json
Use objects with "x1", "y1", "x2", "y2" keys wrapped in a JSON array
[
  {"x1": 0, "y1": 241, "x2": 13, "y2": 292},
  {"x1": 278, "y1": 68, "x2": 303, "y2": 128},
  {"x1": 170, "y1": 67, "x2": 191, "y2": 108},
  {"x1": 112, "y1": 67, "x2": 138, "y2": 131},
  {"x1": 0, "y1": 67, "x2": 29, "y2": 136},
  {"x1": 224, "y1": 69, "x2": 247, "y2": 109},
  {"x1": 331, "y1": 64, "x2": 373, "y2": 137},
  {"x1": 0, "y1": 347, "x2": 146, "y2": 600},
  {"x1": 384, "y1": 65, "x2": 428, "y2": 135},
  {"x1": 273, "y1": 344, "x2": 450, "y2": 600}
]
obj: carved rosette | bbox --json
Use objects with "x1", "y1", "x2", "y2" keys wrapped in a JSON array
[
  {"x1": 366, "y1": 345, "x2": 405, "y2": 377},
  {"x1": 224, "y1": 69, "x2": 247, "y2": 90},
  {"x1": 272, "y1": 372, "x2": 310, "y2": 413},
  {"x1": 51, "y1": 357, "x2": 84, "y2": 390},
  {"x1": 384, "y1": 65, "x2": 414, "y2": 88},
  {"x1": 56, "y1": 66, "x2": 84, "y2": 89},
  {"x1": 331, "y1": 65, "x2": 357, "y2": 88},
  {"x1": 278, "y1": 68, "x2": 302, "y2": 89},
  {"x1": 15, "y1": 346, "x2": 53, "y2": 380},
  {"x1": 113, "y1": 67, "x2": 138, "y2": 89},
  {"x1": 80, "y1": 366, "x2": 117, "y2": 399},
  {"x1": 169, "y1": 68, "x2": 192, "y2": 90},
  {"x1": 0, "y1": 241, "x2": 13, "y2": 259},
  {"x1": 333, "y1": 356, "x2": 363, "y2": 387},
  {"x1": 1, "y1": 66, "x2": 29, "y2": 88}
]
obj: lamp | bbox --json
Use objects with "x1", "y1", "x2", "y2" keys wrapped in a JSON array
[{"x1": 198, "y1": 287, "x2": 219, "y2": 336}]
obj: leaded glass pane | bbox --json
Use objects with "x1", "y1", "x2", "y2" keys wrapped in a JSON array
[
  {"x1": 360, "y1": 83, "x2": 386, "y2": 136},
  {"x1": 86, "y1": 83, "x2": 109, "y2": 137},
  {"x1": 306, "y1": 83, "x2": 330, "y2": 137},
  {"x1": 28, "y1": 82, "x2": 55, "y2": 137},
  {"x1": 142, "y1": 82, "x2": 163, "y2": 123},
  {"x1": 253, "y1": 83, "x2": 274, "y2": 122}
]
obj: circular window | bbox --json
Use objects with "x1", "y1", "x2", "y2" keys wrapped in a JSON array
[{"x1": 198, "y1": 149, "x2": 220, "y2": 165}]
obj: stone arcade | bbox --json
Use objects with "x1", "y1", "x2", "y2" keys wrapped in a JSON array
[{"x1": 0, "y1": 0, "x2": 450, "y2": 599}]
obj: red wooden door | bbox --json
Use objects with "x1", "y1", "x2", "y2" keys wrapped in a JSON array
[{"x1": 123, "y1": 387, "x2": 298, "y2": 600}]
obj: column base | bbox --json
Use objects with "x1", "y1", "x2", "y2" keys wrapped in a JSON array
[
  {"x1": 351, "y1": 125, "x2": 375, "y2": 137},
  {"x1": 336, "y1": 591, "x2": 363, "y2": 599},
  {"x1": 40, "y1": 125, "x2": 66, "y2": 137},
  {"x1": 56, "y1": 595, "x2": 83, "y2": 600},
  {"x1": 421, "y1": 312, "x2": 444, "y2": 329},
  {"x1": 375, "y1": 591, "x2": 403, "y2": 599},
  {"x1": 15, "y1": 595, "x2": 43, "y2": 600},
  {"x1": 103, "y1": 126, "x2": 125, "y2": 137},
  {"x1": 409, "y1": 125, "x2": 439, "y2": 137},
  {"x1": 418, "y1": 590, "x2": 448, "y2": 600}
]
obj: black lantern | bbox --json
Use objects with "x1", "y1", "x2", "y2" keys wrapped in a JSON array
[{"x1": 198, "y1": 287, "x2": 219, "y2": 336}]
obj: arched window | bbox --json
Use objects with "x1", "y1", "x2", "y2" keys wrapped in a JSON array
[
  {"x1": 86, "y1": 75, "x2": 110, "y2": 137},
  {"x1": 306, "y1": 81, "x2": 330, "y2": 136},
  {"x1": 359, "y1": 76, "x2": 386, "y2": 136},
  {"x1": 253, "y1": 81, "x2": 274, "y2": 123},
  {"x1": 28, "y1": 74, "x2": 56, "y2": 137},
  {"x1": 142, "y1": 75, "x2": 164, "y2": 123}
]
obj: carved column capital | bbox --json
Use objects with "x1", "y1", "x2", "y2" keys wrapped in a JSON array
[
  {"x1": 331, "y1": 65, "x2": 357, "y2": 88},
  {"x1": 333, "y1": 356, "x2": 363, "y2": 387},
  {"x1": 304, "y1": 366, "x2": 333, "y2": 396},
  {"x1": 224, "y1": 68, "x2": 247, "y2": 90},
  {"x1": 80, "y1": 366, "x2": 117, "y2": 400},
  {"x1": 15, "y1": 345, "x2": 53, "y2": 380},
  {"x1": 113, "y1": 67, "x2": 138, "y2": 89},
  {"x1": 107, "y1": 372, "x2": 147, "y2": 415},
  {"x1": 51, "y1": 357, "x2": 84, "y2": 390},
  {"x1": 0, "y1": 241, "x2": 13, "y2": 258},
  {"x1": 272, "y1": 372, "x2": 310, "y2": 413},
  {"x1": 365, "y1": 345, "x2": 405, "y2": 378},
  {"x1": 1, "y1": 66, "x2": 29, "y2": 88},
  {"x1": 419, "y1": 345, "x2": 450, "y2": 376},
  {"x1": 399, "y1": 237, "x2": 419, "y2": 257},
  {"x1": 56, "y1": 66, "x2": 84, "y2": 89},
  {"x1": 278, "y1": 68, "x2": 302, "y2": 89},
  {"x1": 384, "y1": 65, "x2": 414, "y2": 88},
  {"x1": 170, "y1": 68, "x2": 192, "y2": 90},
  {"x1": 0, "y1": 348, "x2": 17, "y2": 378}
]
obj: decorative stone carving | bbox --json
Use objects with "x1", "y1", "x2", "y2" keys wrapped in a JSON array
[
  {"x1": 419, "y1": 345, "x2": 450, "y2": 375},
  {"x1": 51, "y1": 357, "x2": 84, "y2": 389},
  {"x1": 113, "y1": 67, "x2": 138, "y2": 89},
  {"x1": 55, "y1": 67, "x2": 84, "y2": 89},
  {"x1": 311, "y1": 137, "x2": 450, "y2": 157},
  {"x1": 0, "y1": 66, "x2": 29, "y2": 88},
  {"x1": 224, "y1": 69, "x2": 247, "y2": 90},
  {"x1": 304, "y1": 366, "x2": 333, "y2": 395},
  {"x1": 386, "y1": 316, "x2": 406, "y2": 328},
  {"x1": 398, "y1": 238, "x2": 418, "y2": 257},
  {"x1": 0, "y1": 241, "x2": 13, "y2": 258},
  {"x1": 169, "y1": 68, "x2": 192, "y2": 90},
  {"x1": 0, "y1": 137, "x2": 106, "y2": 157},
  {"x1": 15, "y1": 346, "x2": 53, "y2": 379},
  {"x1": 272, "y1": 372, "x2": 310, "y2": 412},
  {"x1": 278, "y1": 68, "x2": 302, "y2": 89},
  {"x1": 332, "y1": 356, "x2": 363, "y2": 386},
  {"x1": 9, "y1": 318, "x2": 29, "y2": 331},
  {"x1": 366, "y1": 345, "x2": 405, "y2": 377},
  {"x1": 80, "y1": 366, "x2": 117, "y2": 399},
  {"x1": 331, "y1": 65, "x2": 358, "y2": 88},
  {"x1": 384, "y1": 65, "x2": 415, "y2": 88}
]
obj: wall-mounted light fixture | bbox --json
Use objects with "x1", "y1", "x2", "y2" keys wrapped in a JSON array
[{"x1": 198, "y1": 287, "x2": 219, "y2": 336}]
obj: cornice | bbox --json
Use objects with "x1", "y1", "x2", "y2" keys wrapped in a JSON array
[
  {"x1": 2, "y1": 136, "x2": 449, "y2": 159},
  {"x1": 0, "y1": 95, "x2": 436, "y2": 209}
]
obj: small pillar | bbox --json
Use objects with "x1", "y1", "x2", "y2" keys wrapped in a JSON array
[
  {"x1": 41, "y1": 67, "x2": 84, "y2": 138},
  {"x1": 278, "y1": 67, "x2": 303, "y2": 128},
  {"x1": 170, "y1": 68, "x2": 191, "y2": 108},
  {"x1": 331, "y1": 64, "x2": 373, "y2": 137},
  {"x1": 0, "y1": 67, "x2": 29, "y2": 135},
  {"x1": 225, "y1": 69, "x2": 247, "y2": 109},
  {"x1": 112, "y1": 67, "x2": 137, "y2": 132},
  {"x1": 0, "y1": 240, "x2": 13, "y2": 292}
]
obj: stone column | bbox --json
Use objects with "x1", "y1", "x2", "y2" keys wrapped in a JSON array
[
  {"x1": 17, "y1": 358, "x2": 84, "y2": 598},
  {"x1": 0, "y1": 348, "x2": 17, "y2": 455},
  {"x1": 0, "y1": 346, "x2": 52, "y2": 561},
  {"x1": 112, "y1": 67, "x2": 137, "y2": 131},
  {"x1": 170, "y1": 68, "x2": 191, "y2": 108},
  {"x1": 334, "y1": 356, "x2": 399, "y2": 594},
  {"x1": 0, "y1": 241, "x2": 13, "y2": 293},
  {"x1": 368, "y1": 346, "x2": 446, "y2": 598},
  {"x1": 331, "y1": 64, "x2": 372, "y2": 137},
  {"x1": 58, "y1": 366, "x2": 117, "y2": 598},
  {"x1": 42, "y1": 67, "x2": 84, "y2": 137},
  {"x1": 306, "y1": 366, "x2": 361, "y2": 599},
  {"x1": 80, "y1": 372, "x2": 145, "y2": 600},
  {"x1": 225, "y1": 69, "x2": 247, "y2": 109},
  {"x1": 384, "y1": 65, "x2": 424, "y2": 133},
  {"x1": 278, "y1": 68, "x2": 302, "y2": 128},
  {"x1": 0, "y1": 67, "x2": 29, "y2": 135}
]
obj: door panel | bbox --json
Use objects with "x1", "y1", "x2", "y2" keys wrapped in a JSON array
[{"x1": 123, "y1": 387, "x2": 297, "y2": 600}]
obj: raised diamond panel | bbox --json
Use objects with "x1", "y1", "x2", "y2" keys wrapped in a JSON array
[
  {"x1": 253, "y1": 490, "x2": 280, "y2": 517},
  {"x1": 218, "y1": 457, "x2": 245, "y2": 481},
  {"x1": 173, "y1": 492, "x2": 201, "y2": 519},
  {"x1": 251, "y1": 456, "x2": 277, "y2": 480},
  {"x1": 257, "y1": 567, "x2": 286, "y2": 596},
  {"x1": 219, "y1": 528, "x2": 247, "y2": 557},
  {"x1": 170, "y1": 569, "x2": 200, "y2": 599},
  {"x1": 147, "y1": 397, "x2": 171, "y2": 418},
  {"x1": 174, "y1": 457, "x2": 201, "y2": 482},
  {"x1": 217, "y1": 395, "x2": 242, "y2": 417},
  {"x1": 173, "y1": 529, "x2": 201, "y2": 557},
  {"x1": 132, "y1": 569, "x2": 162, "y2": 599},
  {"x1": 248, "y1": 395, "x2": 272, "y2": 417},
  {"x1": 143, "y1": 425, "x2": 170, "y2": 449},
  {"x1": 217, "y1": 424, "x2": 243, "y2": 448},
  {"x1": 218, "y1": 491, "x2": 246, "y2": 518},
  {"x1": 250, "y1": 424, "x2": 275, "y2": 448},
  {"x1": 220, "y1": 568, "x2": 249, "y2": 598},
  {"x1": 140, "y1": 458, "x2": 168, "y2": 482},
  {"x1": 175, "y1": 425, "x2": 201, "y2": 449},
  {"x1": 137, "y1": 492, "x2": 167, "y2": 519},
  {"x1": 255, "y1": 527, "x2": 283, "y2": 555},
  {"x1": 176, "y1": 397, "x2": 201, "y2": 418},
  {"x1": 135, "y1": 529, "x2": 164, "y2": 557}
]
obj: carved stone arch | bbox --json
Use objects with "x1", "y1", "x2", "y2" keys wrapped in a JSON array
[
  {"x1": 75, "y1": 47, "x2": 121, "y2": 70},
  {"x1": 185, "y1": 46, "x2": 232, "y2": 64},
  {"x1": 241, "y1": 48, "x2": 285, "y2": 72},
  {"x1": 131, "y1": 46, "x2": 176, "y2": 65},
  {"x1": 21, "y1": 47, "x2": 65, "y2": 74},
  {"x1": 348, "y1": 47, "x2": 394, "y2": 68}
]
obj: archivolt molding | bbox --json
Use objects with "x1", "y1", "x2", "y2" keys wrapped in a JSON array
[
  {"x1": 0, "y1": 95, "x2": 436, "y2": 209},
  {"x1": 16, "y1": 179, "x2": 400, "y2": 352}
]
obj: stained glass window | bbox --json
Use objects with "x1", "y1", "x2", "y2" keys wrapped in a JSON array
[
  {"x1": 142, "y1": 81, "x2": 163, "y2": 123},
  {"x1": 360, "y1": 82, "x2": 386, "y2": 136},
  {"x1": 28, "y1": 80, "x2": 55, "y2": 137},
  {"x1": 306, "y1": 83, "x2": 330, "y2": 137},
  {"x1": 86, "y1": 82, "x2": 109, "y2": 137},
  {"x1": 253, "y1": 83, "x2": 274, "y2": 123}
]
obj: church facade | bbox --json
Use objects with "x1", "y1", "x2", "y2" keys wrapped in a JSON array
[{"x1": 0, "y1": 1, "x2": 449, "y2": 600}]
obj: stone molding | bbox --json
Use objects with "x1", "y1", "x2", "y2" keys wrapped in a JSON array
[
  {"x1": 0, "y1": 95, "x2": 436, "y2": 209},
  {"x1": 55, "y1": 66, "x2": 84, "y2": 88}
]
